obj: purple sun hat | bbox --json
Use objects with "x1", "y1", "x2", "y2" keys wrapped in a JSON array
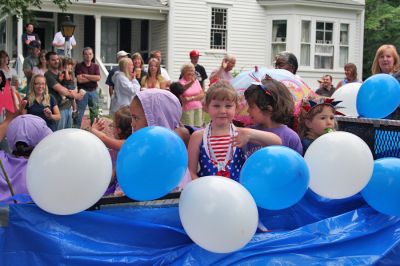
[
  {"x1": 136, "y1": 89, "x2": 182, "y2": 130},
  {"x1": 6, "y1": 114, "x2": 52, "y2": 151}
]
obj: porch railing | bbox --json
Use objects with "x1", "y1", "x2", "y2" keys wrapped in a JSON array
[{"x1": 95, "y1": 57, "x2": 110, "y2": 116}]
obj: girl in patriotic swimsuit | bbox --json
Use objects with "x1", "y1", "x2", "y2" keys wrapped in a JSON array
[{"x1": 188, "y1": 80, "x2": 281, "y2": 181}]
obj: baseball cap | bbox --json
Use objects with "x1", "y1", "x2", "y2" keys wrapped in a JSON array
[
  {"x1": 189, "y1": 50, "x2": 201, "y2": 57},
  {"x1": 29, "y1": 41, "x2": 41, "y2": 49},
  {"x1": 116, "y1": 50, "x2": 130, "y2": 58},
  {"x1": 6, "y1": 114, "x2": 52, "y2": 151}
]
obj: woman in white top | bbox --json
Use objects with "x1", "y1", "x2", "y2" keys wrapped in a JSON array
[{"x1": 110, "y1": 58, "x2": 140, "y2": 115}]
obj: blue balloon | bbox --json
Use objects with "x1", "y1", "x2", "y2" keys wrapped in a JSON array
[
  {"x1": 240, "y1": 146, "x2": 309, "y2": 210},
  {"x1": 361, "y1": 158, "x2": 400, "y2": 216},
  {"x1": 356, "y1": 74, "x2": 400, "y2": 118},
  {"x1": 117, "y1": 126, "x2": 188, "y2": 201}
]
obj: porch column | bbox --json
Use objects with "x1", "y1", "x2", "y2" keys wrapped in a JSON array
[
  {"x1": 17, "y1": 18, "x2": 23, "y2": 78},
  {"x1": 6, "y1": 16, "x2": 13, "y2": 57},
  {"x1": 17, "y1": 18, "x2": 23, "y2": 58},
  {"x1": 94, "y1": 14, "x2": 101, "y2": 61},
  {"x1": 167, "y1": 0, "x2": 175, "y2": 79}
]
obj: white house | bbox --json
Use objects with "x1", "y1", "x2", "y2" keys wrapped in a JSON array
[{"x1": 0, "y1": 0, "x2": 365, "y2": 105}]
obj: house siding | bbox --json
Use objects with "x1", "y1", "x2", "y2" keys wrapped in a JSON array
[
  {"x1": 168, "y1": 0, "x2": 267, "y2": 82},
  {"x1": 2, "y1": 0, "x2": 364, "y2": 96},
  {"x1": 264, "y1": 5, "x2": 364, "y2": 89},
  {"x1": 167, "y1": 0, "x2": 209, "y2": 80},
  {"x1": 167, "y1": 0, "x2": 363, "y2": 89}
]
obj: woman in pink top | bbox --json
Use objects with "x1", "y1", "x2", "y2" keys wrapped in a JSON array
[{"x1": 179, "y1": 63, "x2": 204, "y2": 127}]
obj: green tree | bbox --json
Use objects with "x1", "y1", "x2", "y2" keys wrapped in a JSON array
[
  {"x1": 0, "y1": 0, "x2": 74, "y2": 20},
  {"x1": 363, "y1": 0, "x2": 400, "y2": 79}
]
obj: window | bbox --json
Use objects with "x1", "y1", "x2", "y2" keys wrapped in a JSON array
[
  {"x1": 339, "y1": 23, "x2": 349, "y2": 67},
  {"x1": 210, "y1": 8, "x2": 227, "y2": 50},
  {"x1": 101, "y1": 18, "x2": 119, "y2": 64},
  {"x1": 300, "y1": 20, "x2": 311, "y2": 66},
  {"x1": 271, "y1": 20, "x2": 287, "y2": 63},
  {"x1": 314, "y1": 22, "x2": 334, "y2": 69}
]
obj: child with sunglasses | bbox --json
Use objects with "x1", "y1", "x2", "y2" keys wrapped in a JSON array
[{"x1": 244, "y1": 76, "x2": 303, "y2": 156}]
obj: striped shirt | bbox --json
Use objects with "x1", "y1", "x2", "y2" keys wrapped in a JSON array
[{"x1": 209, "y1": 135, "x2": 231, "y2": 162}]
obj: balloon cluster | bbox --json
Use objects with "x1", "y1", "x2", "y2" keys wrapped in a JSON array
[
  {"x1": 178, "y1": 146, "x2": 310, "y2": 253},
  {"x1": 334, "y1": 74, "x2": 400, "y2": 118},
  {"x1": 26, "y1": 125, "x2": 400, "y2": 254},
  {"x1": 27, "y1": 127, "x2": 188, "y2": 214}
]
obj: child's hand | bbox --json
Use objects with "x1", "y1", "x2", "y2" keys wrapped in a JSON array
[
  {"x1": 72, "y1": 90, "x2": 84, "y2": 101},
  {"x1": 91, "y1": 118, "x2": 106, "y2": 132},
  {"x1": 232, "y1": 128, "x2": 250, "y2": 148}
]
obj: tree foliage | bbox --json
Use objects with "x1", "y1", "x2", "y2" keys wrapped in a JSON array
[
  {"x1": 363, "y1": 0, "x2": 400, "y2": 79},
  {"x1": 0, "y1": 0, "x2": 74, "y2": 21}
]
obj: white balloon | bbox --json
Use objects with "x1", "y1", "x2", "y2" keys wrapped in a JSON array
[
  {"x1": 331, "y1": 82, "x2": 361, "y2": 117},
  {"x1": 304, "y1": 132, "x2": 373, "y2": 199},
  {"x1": 27, "y1": 129, "x2": 112, "y2": 215},
  {"x1": 179, "y1": 176, "x2": 258, "y2": 253}
]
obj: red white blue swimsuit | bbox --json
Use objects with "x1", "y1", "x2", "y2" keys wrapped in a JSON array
[{"x1": 197, "y1": 123, "x2": 245, "y2": 182}]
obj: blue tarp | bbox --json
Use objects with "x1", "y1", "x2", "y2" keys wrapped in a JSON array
[{"x1": 1, "y1": 191, "x2": 400, "y2": 265}]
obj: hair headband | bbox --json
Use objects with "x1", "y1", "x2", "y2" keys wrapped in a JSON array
[{"x1": 302, "y1": 98, "x2": 345, "y2": 116}]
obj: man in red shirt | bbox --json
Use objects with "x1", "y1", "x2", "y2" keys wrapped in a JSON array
[{"x1": 75, "y1": 47, "x2": 101, "y2": 128}]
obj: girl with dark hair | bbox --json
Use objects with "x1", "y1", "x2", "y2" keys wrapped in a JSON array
[
  {"x1": 90, "y1": 106, "x2": 133, "y2": 195},
  {"x1": 244, "y1": 77, "x2": 303, "y2": 156},
  {"x1": 0, "y1": 50, "x2": 18, "y2": 88}
]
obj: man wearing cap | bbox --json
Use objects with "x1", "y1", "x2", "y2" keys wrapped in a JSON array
[
  {"x1": 75, "y1": 47, "x2": 101, "y2": 128},
  {"x1": 180, "y1": 50, "x2": 208, "y2": 90},
  {"x1": 106, "y1": 50, "x2": 130, "y2": 97},
  {"x1": 23, "y1": 40, "x2": 41, "y2": 89},
  {"x1": 22, "y1": 23, "x2": 41, "y2": 57}
]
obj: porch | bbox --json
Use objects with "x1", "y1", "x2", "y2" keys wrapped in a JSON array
[{"x1": 0, "y1": 0, "x2": 169, "y2": 113}]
